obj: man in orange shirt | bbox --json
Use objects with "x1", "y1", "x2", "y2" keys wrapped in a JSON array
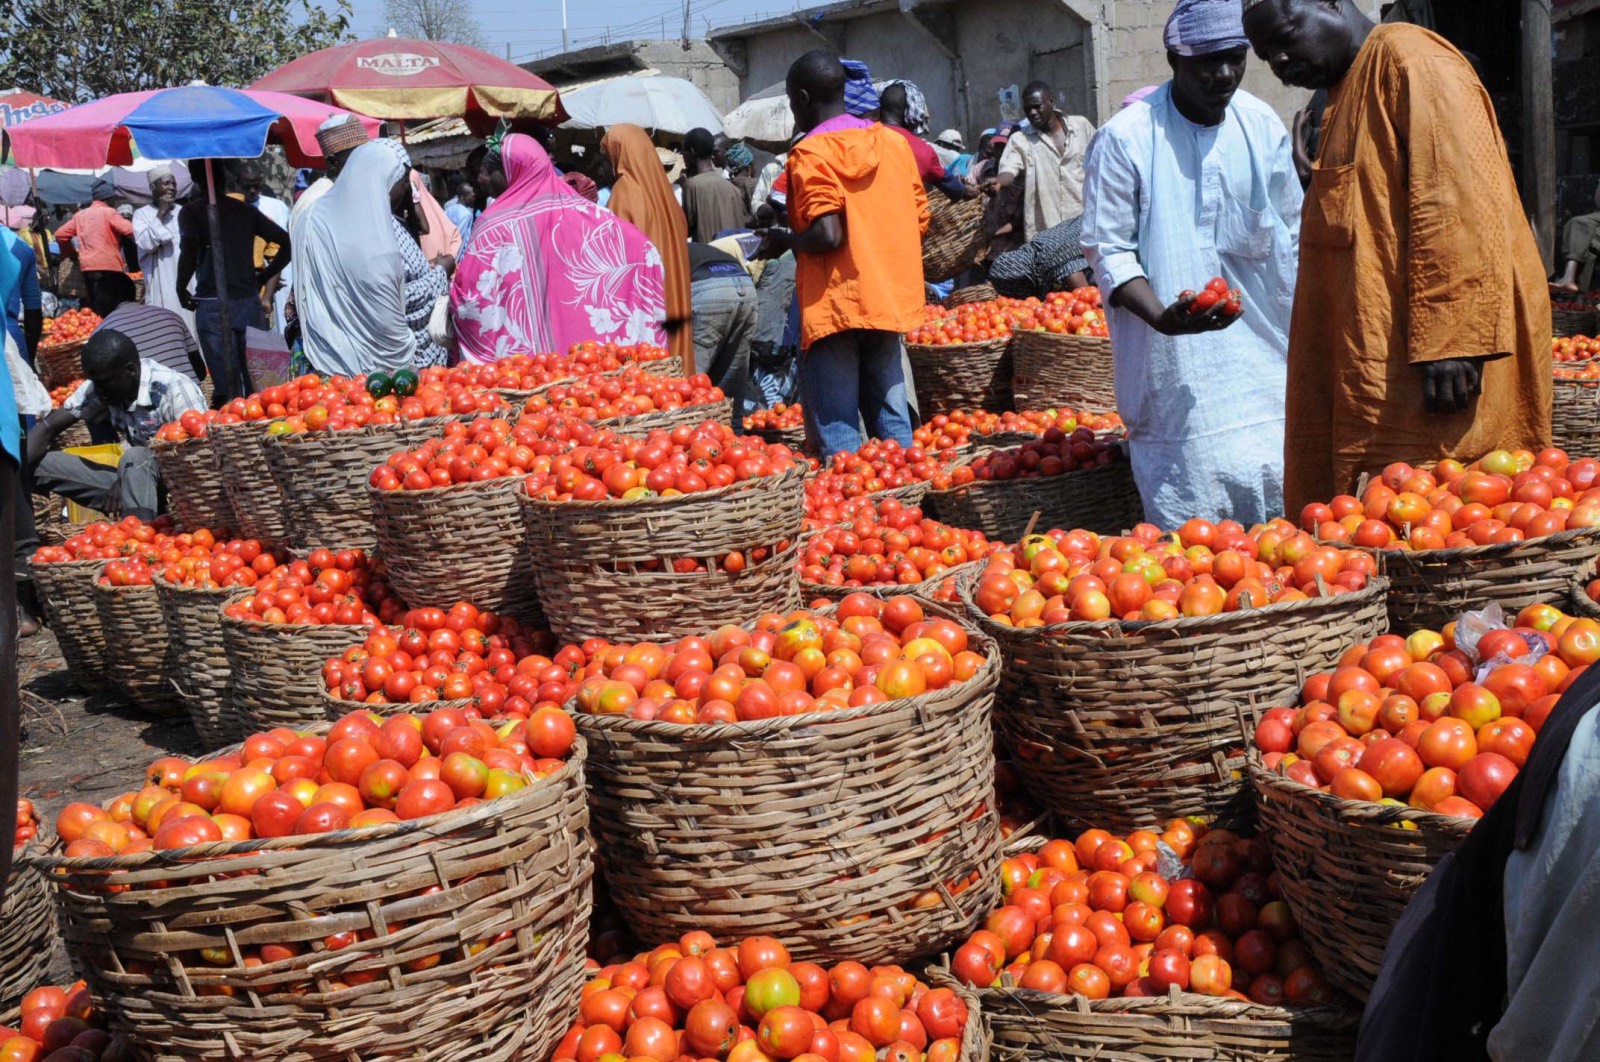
[
  {"x1": 54, "y1": 180, "x2": 134, "y2": 310},
  {"x1": 759, "y1": 50, "x2": 929, "y2": 457}
]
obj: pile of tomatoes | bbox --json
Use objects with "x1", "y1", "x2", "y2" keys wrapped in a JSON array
[
  {"x1": 1299, "y1": 449, "x2": 1600, "y2": 551},
  {"x1": 555, "y1": 933, "x2": 971, "y2": 1062},
  {"x1": 40, "y1": 308, "x2": 100, "y2": 347},
  {"x1": 97, "y1": 557, "x2": 156, "y2": 587},
  {"x1": 321, "y1": 601, "x2": 558, "y2": 713},
  {"x1": 1556, "y1": 361, "x2": 1600, "y2": 381},
  {"x1": 522, "y1": 422, "x2": 801, "y2": 502},
  {"x1": 369, "y1": 414, "x2": 578, "y2": 491},
  {"x1": 521, "y1": 369, "x2": 725, "y2": 421},
  {"x1": 211, "y1": 372, "x2": 502, "y2": 432},
  {"x1": 154, "y1": 408, "x2": 226, "y2": 443},
  {"x1": 746, "y1": 404, "x2": 805, "y2": 431},
  {"x1": 931, "y1": 428, "x2": 1121, "y2": 489},
  {"x1": 971, "y1": 519, "x2": 1377, "y2": 625},
  {"x1": 1552, "y1": 335, "x2": 1600, "y2": 363},
  {"x1": 1180, "y1": 277, "x2": 1244, "y2": 320},
  {"x1": 49, "y1": 381, "x2": 81, "y2": 408},
  {"x1": 15, "y1": 797, "x2": 38, "y2": 848},
  {"x1": 575, "y1": 596, "x2": 985, "y2": 724},
  {"x1": 913, "y1": 409, "x2": 1123, "y2": 452},
  {"x1": 30, "y1": 517, "x2": 192, "y2": 567},
  {"x1": 218, "y1": 548, "x2": 403, "y2": 628},
  {"x1": 57, "y1": 705, "x2": 577, "y2": 857},
  {"x1": 1007, "y1": 287, "x2": 1110, "y2": 338},
  {"x1": 0, "y1": 981, "x2": 125, "y2": 1061},
  {"x1": 906, "y1": 300, "x2": 1017, "y2": 345},
  {"x1": 443, "y1": 342, "x2": 672, "y2": 392},
  {"x1": 156, "y1": 537, "x2": 283, "y2": 590},
  {"x1": 805, "y1": 441, "x2": 963, "y2": 523},
  {"x1": 1256, "y1": 602, "x2": 1595, "y2": 817},
  {"x1": 951, "y1": 823, "x2": 1334, "y2": 1007},
  {"x1": 799, "y1": 499, "x2": 1000, "y2": 595}
]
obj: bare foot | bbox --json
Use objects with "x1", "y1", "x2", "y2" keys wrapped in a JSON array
[{"x1": 1551, "y1": 280, "x2": 1582, "y2": 295}]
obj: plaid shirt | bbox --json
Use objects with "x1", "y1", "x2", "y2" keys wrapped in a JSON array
[{"x1": 65, "y1": 359, "x2": 206, "y2": 447}]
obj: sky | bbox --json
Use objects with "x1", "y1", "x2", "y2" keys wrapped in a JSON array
[{"x1": 342, "y1": 0, "x2": 806, "y2": 65}]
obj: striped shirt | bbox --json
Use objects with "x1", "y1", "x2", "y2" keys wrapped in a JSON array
[{"x1": 95, "y1": 302, "x2": 201, "y2": 381}]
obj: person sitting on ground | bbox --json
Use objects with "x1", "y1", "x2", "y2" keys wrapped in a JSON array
[
  {"x1": 1552, "y1": 184, "x2": 1600, "y2": 294},
  {"x1": 878, "y1": 82, "x2": 971, "y2": 200},
  {"x1": 27, "y1": 329, "x2": 205, "y2": 524},
  {"x1": 90, "y1": 272, "x2": 205, "y2": 383},
  {"x1": 681, "y1": 127, "x2": 753, "y2": 242}
]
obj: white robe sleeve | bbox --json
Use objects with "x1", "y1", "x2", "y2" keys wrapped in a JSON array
[{"x1": 1080, "y1": 129, "x2": 1147, "y2": 296}]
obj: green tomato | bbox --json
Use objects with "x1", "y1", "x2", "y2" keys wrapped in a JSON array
[
  {"x1": 742, "y1": 968, "x2": 800, "y2": 1020},
  {"x1": 392, "y1": 368, "x2": 419, "y2": 397},
  {"x1": 366, "y1": 372, "x2": 393, "y2": 399}
]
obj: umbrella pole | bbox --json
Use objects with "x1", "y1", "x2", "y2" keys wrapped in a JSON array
[{"x1": 203, "y1": 158, "x2": 241, "y2": 402}]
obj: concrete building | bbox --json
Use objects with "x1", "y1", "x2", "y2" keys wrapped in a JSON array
[
  {"x1": 708, "y1": 0, "x2": 1310, "y2": 137},
  {"x1": 522, "y1": 39, "x2": 742, "y2": 115}
]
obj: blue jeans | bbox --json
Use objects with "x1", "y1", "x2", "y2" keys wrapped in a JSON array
[
  {"x1": 195, "y1": 296, "x2": 266, "y2": 407},
  {"x1": 691, "y1": 274, "x2": 758, "y2": 428},
  {"x1": 799, "y1": 328, "x2": 914, "y2": 458}
]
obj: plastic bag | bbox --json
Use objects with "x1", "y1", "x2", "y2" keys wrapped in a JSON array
[
  {"x1": 243, "y1": 326, "x2": 292, "y2": 392},
  {"x1": 6, "y1": 333, "x2": 51, "y2": 418},
  {"x1": 1455, "y1": 601, "x2": 1550, "y2": 682}
]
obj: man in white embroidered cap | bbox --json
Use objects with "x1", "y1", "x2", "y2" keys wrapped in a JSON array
[{"x1": 1079, "y1": 0, "x2": 1302, "y2": 529}]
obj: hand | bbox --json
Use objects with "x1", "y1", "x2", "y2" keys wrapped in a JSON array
[
  {"x1": 753, "y1": 227, "x2": 792, "y2": 261},
  {"x1": 1421, "y1": 358, "x2": 1483, "y2": 414},
  {"x1": 431, "y1": 253, "x2": 456, "y2": 277},
  {"x1": 979, "y1": 177, "x2": 998, "y2": 197},
  {"x1": 1154, "y1": 292, "x2": 1243, "y2": 336},
  {"x1": 178, "y1": 290, "x2": 198, "y2": 311}
]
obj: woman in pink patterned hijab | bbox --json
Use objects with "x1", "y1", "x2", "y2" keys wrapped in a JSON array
[{"x1": 449, "y1": 133, "x2": 667, "y2": 362}]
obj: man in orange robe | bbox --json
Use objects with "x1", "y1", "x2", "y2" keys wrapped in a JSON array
[{"x1": 1244, "y1": 0, "x2": 1551, "y2": 510}]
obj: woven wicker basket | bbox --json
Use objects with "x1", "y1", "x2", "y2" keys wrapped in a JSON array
[
  {"x1": 906, "y1": 337, "x2": 1015, "y2": 416},
  {"x1": 923, "y1": 195, "x2": 989, "y2": 284},
  {"x1": 1369, "y1": 526, "x2": 1600, "y2": 631},
  {"x1": 927, "y1": 454, "x2": 1144, "y2": 541},
  {"x1": 946, "y1": 283, "x2": 997, "y2": 308},
  {"x1": 152, "y1": 435, "x2": 235, "y2": 534},
  {"x1": 1251, "y1": 762, "x2": 1473, "y2": 1002},
  {"x1": 319, "y1": 690, "x2": 476, "y2": 722},
  {"x1": 263, "y1": 418, "x2": 465, "y2": 551},
  {"x1": 578, "y1": 602, "x2": 1002, "y2": 964},
  {"x1": 154, "y1": 575, "x2": 239, "y2": 749},
  {"x1": 1551, "y1": 374, "x2": 1600, "y2": 454},
  {"x1": 799, "y1": 560, "x2": 979, "y2": 608},
  {"x1": 209, "y1": 421, "x2": 292, "y2": 546},
  {"x1": 0, "y1": 842, "x2": 56, "y2": 1025},
  {"x1": 1552, "y1": 306, "x2": 1597, "y2": 337},
  {"x1": 55, "y1": 420, "x2": 93, "y2": 451},
  {"x1": 93, "y1": 581, "x2": 185, "y2": 717},
  {"x1": 30, "y1": 493, "x2": 81, "y2": 547},
  {"x1": 593, "y1": 397, "x2": 732, "y2": 438},
  {"x1": 749, "y1": 424, "x2": 808, "y2": 451},
  {"x1": 37, "y1": 337, "x2": 86, "y2": 389},
  {"x1": 32, "y1": 558, "x2": 112, "y2": 693},
  {"x1": 220, "y1": 604, "x2": 373, "y2": 731},
  {"x1": 31, "y1": 733, "x2": 593, "y2": 1062},
  {"x1": 1011, "y1": 331, "x2": 1116, "y2": 411},
  {"x1": 369, "y1": 477, "x2": 542, "y2": 626},
  {"x1": 1572, "y1": 582, "x2": 1600, "y2": 619},
  {"x1": 962, "y1": 576, "x2": 1390, "y2": 833}
]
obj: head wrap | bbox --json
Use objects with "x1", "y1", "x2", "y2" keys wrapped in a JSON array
[
  {"x1": 883, "y1": 79, "x2": 931, "y2": 136},
  {"x1": 1122, "y1": 85, "x2": 1160, "y2": 108},
  {"x1": 147, "y1": 163, "x2": 174, "y2": 185},
  {"x1": 842, "y1": 59, "x2": 879, "y2": 117},
  {"x1": 725, "y1": 141, "x2": 755, "y2": 170},
  {"x1": 1163, "y1": 0, "x2": 1249, "y2": 57},
  {"x1": 90, "y1": 176, "x2": 116, "y2": 202},
  {"x1": 316, "y1": 114, "x2": 371, "y2": 157},
  {"x1": 563, "y1": 172, "x2": 599, "y2": 202}
]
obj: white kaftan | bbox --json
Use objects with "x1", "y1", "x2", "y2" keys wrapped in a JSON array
[
  {"x1": 132, "y1": 203, "x2": 193, "y2": 335},
  {"x1": 1080, "y1": 84, "x2": 1301, "y2": 529}
]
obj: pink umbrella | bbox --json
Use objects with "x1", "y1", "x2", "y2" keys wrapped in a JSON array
[{"x1": 0, "y1": 90, "x2": 67, "y2": 129}]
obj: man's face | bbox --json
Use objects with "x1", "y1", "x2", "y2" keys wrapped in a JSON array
[
  {"x1": 1171, "y1": 48, "x2": 1249, "y2": 116},
  {"x1": 1023, "y1": 90, "x2": 1057, "y2": 130},
  {"x1": 713, "y1": 135, "x2": 730, "y2": 168},
  {"x1": 241, "y1": 173, "x2": 262, "y2": 202},
  {"x1": 1244, "y1": 0, "x2": 1351, "y2": 90},
  {"x1": 459, "y1": 184, "x2": 476, "y2": 208},
  {"x1": 90, "y1": 358, "x2": 139, "y2": 408},
  {"x1": 328, "y1": 148, "x2": 355, "y2": 181},
  {"x1": 151, "y1": 176, "x2": 176, "y2": 202}
]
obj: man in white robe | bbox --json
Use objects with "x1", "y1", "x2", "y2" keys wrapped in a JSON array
[
  {"x1": 132, "y1": 164, "x2": 192, "y2": 336},
  {"x1": 1080, "y1": 0, "x2": 1301, "y2": 528}
]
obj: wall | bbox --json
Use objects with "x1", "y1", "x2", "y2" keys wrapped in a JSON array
[{"x1": 632, "y1": 40, "x2": 744, "y2": 114}]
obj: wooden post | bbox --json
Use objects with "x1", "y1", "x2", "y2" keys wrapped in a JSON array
[{"x1": 1523, "y1": 0, "x2": 1556, "y2": 268}]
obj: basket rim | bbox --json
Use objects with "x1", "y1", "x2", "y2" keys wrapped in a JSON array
[
  {"x1": 520, "y1": 462, "x2": 805, "y2": 515},
  {"x1": 149, "y1": 433, "x2": 216, "y2": 453},
  {"x1": 1249, "y1": 757, "x2": 1477, "y2": 835},
  {"x1": 1011, "y1": 327, "x2": 1112, "y2": 343},
  {"x1": 320, "y1": 689, "x2": 478, "y2": 716},
  {"x1": 216, "y1": 587, "x2": 375, "y2": 638},
  {"x1": 262, "y1": 411, "x2": 485, "y2": 450},
  {"x1": 798, "y1": 558, "x2": 984, "y2": 600},
  {"x1": 587, "y1": 396, "x2": 731, "y2": 431},
  {"x1": 367, "y1": 473, "x2": 524, "y2": 503},
  {"x1": 37, "y1": 336, "x2": 88, "y2": 353},
  {"x1": 151, "y1": 570, "x2": 236, "y2": 597},
  {"x1": 27, "y1": 731, "x2": 586, "y2": 871},
  {"x1": 1354, "y1": 523, "x2": 1600, "y2": 563},
  {"x1": 904, "y1": 335, "x2": 1012, "y2": 356},
  {"x1": 964, "y1": 975, "x2": 1359, "y2": 1027},
  {"x1": 33, "y1": 556, "x2": 109, "y2": 572}
]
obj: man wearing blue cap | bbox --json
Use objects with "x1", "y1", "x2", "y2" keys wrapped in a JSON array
[{"x1": 1080, "y1": 0, "x2": 1301, "y2": 529}]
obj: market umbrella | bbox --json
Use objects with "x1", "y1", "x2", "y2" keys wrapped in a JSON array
[
  {"x1": 0, "y1": 89, "x2": 67, "y2": 130},
  {"x1": 252, "y1": 34, "x2": 566, "y2": 124},
  {"x1": 8, "y1": 85, "x2": 380, "y2": 395},
  {"x1": 558, "y1": 73, "x2": 724, "y2": 136},
  {"x1": 721, "y1": 82, "x2": 792, "y2": 143}
]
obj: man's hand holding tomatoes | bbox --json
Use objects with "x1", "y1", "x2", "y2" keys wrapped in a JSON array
[{"x1": 1113, "y1": 275, "x2": 1245, "y2": 337}]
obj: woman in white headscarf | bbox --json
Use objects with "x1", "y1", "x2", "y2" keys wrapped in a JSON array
[{"x1": 295, "y1": 139, "x2": 451, "y2": 376}]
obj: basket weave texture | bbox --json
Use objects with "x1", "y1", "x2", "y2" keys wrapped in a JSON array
[
  {"x1": 369, "y1": 477, "x2": 543, "y2": 626},
  {"x1": 946, "y1": 283, "x2": 997, "y2": 308},
  {"x1": 927, "y1": 453, "x2": 1144, "y2": 541},
  {"x1": 0, "y1": 842, "x2": 55, "y2": 1024},
  {"x1": 93, "y1": 581, "x2": 185, "y2": 717},
  {"x1": 962, "y1": 577, "x2": 1390, "y2": 833},
  {"x1": 1251, "y1": 762, "x2": 1472, "y2": 1002},
  {"x1": 37, "y1": 337, "x2": 86, "y2": 389},
  {"x1": 1551, "y1": 374, "x2": 1600, "y2": 455},
  {"x1": 749, "y1": 423, "x2": 808, "y2": 452},
  {"x1": 263, "y1": 418, "x2": 464, "y2": 550},
  {"x1": 922, "y1": 195, "x2": 989, "y2": 283},
  {"x1": 906, "y1": 337, "x2": 1015, "y2": 416},
  {"x1": 30, "y1": 734, "x2": 593, "y2": 1062},
  {"x1": 33, "y1": 558, "x2": 112, "y2": 693},
  {"x1": 799, "y1": 560, "x2": 979, "y2": 608},
  {"x1": 1369, "y1": 526, "x2": 1600, "y2": 631},
  {"x1": 152, "y1": 436, "x2": 235, "y2": 534},
  {"x1": 578, "y1": 602, "x2": 1003, "y2": 964},
  {"x1": 1011, "y1": 331, "x2": 1116, "y2": 411},
  {"x1": 594, "y1": 397, "x2": 732, "y2": 437},
  {"x1": 320, "y1": 690, "x2": 476, "y2": 721},
  {"x1": 220, "y1": 603, "x2": 372, "y2": 730},
  {"x1": 209, "y1": 421, "x2": 292, "y2": 546},
  {"x1": 154, "y1": 576, "x2": 239, "y2": 748},
  {"x1": 1553, "y1": 306, "x2": 1597, "y2": 337}
]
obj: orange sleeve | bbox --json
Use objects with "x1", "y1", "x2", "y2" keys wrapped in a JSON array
[
  {"x1": 54, "y1": 216, "x2": 77, "y2": 241},
  {"x1": 788, "y1": 143, "x2": 842, "y2": 231},
  {"x1": 110, "y1": 212, "x2": 134, "y2": 237}
]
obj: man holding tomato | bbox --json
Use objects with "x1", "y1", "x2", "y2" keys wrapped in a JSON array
[{"x1": 1080, "y1": 0, "x2": 1301, "y2": 528}]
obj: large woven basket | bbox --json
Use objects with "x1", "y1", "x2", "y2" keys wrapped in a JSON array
[
  {"x1": 594, "y1": 397, "x2": 732, "y2": 438},
  {"x1": 209, "y1": 421, "x2": 292, "y2": 546},
  {"x1": 1553, "y1": 306, "x2": 1597, "y2": 337},
  {"x1": 578, "y1": 602, "x2": 1002, "y2": 965},
  {"x1": 30, "y1": 492, "x2": 82, "y2": 546},
  {"x1": 220, "y1": 604, "x2": 372, "y2": 731},
  {"x1": 320, "y1": 690, "x2": 476, "y2": 722},
  {"x1": 963, "y1": 576, "x2": 1390, "y2": 833},
  {"x1": 946, "y1": 283, "x2": 997, "y2": 308},
  {"x1": 93, "y1": 581, "x2": 185, "y2": 717},
  {"x1": 906, "y1": 337, "x2": 1015, "y2": 416},
  {"x1": 152, "y1": 435, "x2": 235, "y2": 534},
  {"x1": 369, "y1": 477, "x2": 542, "y2": 626},
  {"x1": 1551, "y1": 374, "x2": 1600, "y2": 454},
  {"x1": 154, "y1": 575, "x2": 239, "y2": 749},
  {"x1": 1368, "y1": 526, "x2": 1600, "y2": 631},
  {"x1": 927, "y1": 454, "x2": 1144, "y2": 541},
  {"x1": 0, "y1": 842, "x2": 55, "y2": 1025},
  {"x1": 1011, "y1": 331, "x2": 1116, "y2": 411},
  {"x1": 1251, "y1": 762, "x2": 1473, "y2": 1001},
  {"x1": 922, "y1": 195, "x2": 989, "y2": 284},
  {"x1": 748, "y1": 423, "x2": 808, "y2": 452},
  {"x1": 31, "y1": 733, "x2": 593, "y2": 1062},
  {"x1": 37, "y1": 337, "x2": 86, "y2": 389},
  {"x1": 32, "y1": 558, "x2": 112, "y2": 693},
  {"x1": 799, "y1": 560, "x2": 979, "y2": 608},
  {"x1": 263, "y1": 418, "x2": 465, "y2": 551}
]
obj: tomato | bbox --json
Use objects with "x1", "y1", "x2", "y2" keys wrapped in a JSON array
[
  {"x1": 849, "y1": 995, "x2": 902, "y2": 1048},
  {"x1": 759, "y1": 1005, "x2": 816, "y2": 1059},
  {"x1": 915, "y1": 988, "x2": 967, "y2": 1040},
  {"x1": 744, "y1": 968, "x2": 801, "y2": 1020},
  {"x1": 1457, "y1": 752, "x2": 1518, "y2": 810}
]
